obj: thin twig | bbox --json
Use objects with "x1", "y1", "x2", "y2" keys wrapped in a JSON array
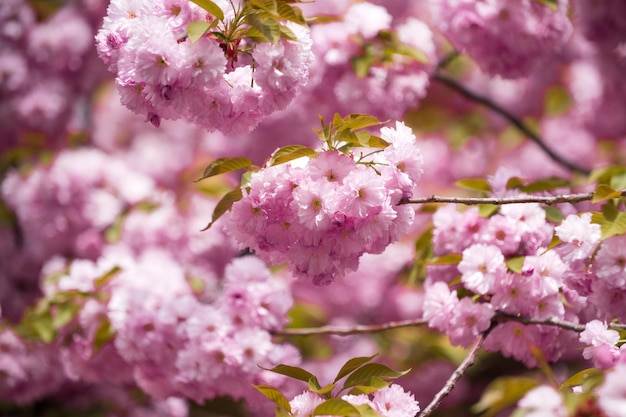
[
  {"x1": 400, "y1": 190, "x2": 626, "y2": 206},
  {"x1": 496, "y1": 313, "x2": 586, "y2": 332},
  {"x1": 418, "y1": 330, "x2": 490, "y2": 417},
  {"x1": 272, "y1": 318, "x2": 428, "y2": 337},
  {"x1": 432, "y1": 72, "x2": 591, "y2": 176}
]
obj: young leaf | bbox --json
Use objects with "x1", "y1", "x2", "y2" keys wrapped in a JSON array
[
  {"x1": 592, "y1": 184, "x2": 623, "y2": 204},
  {"x1": 506, "y1": 256, "x2": 525, "y2": 274},
  {"x1": 455, "y1": 178, "x2": 492, "y2": 192},
  {"x1": 520, "y1": 177, "x2": 570, "y2": 193},
  {"x1": 353, "y1": 404, "x2": 384, "y2": 417},
  {"x1": 32, "y1": 313, "x2": 55, "y2": 344},
  {"x1": 560, "y1": 368, "x2": 603, "y2": 390},
  {"x1": 309, "y1": 383, "x2": 336, "y2": 397},
  {"x1": 342, "y1": 114, "x2": 384, "y2": 131},
  {"x1": 276, "y1": 2, "x2": 306, "y2": 24},
  {"x1": 313, "y1": 399, "x2": 360, "y2": 416},
  {"x1": 342, "y1": 364, "x2": 410, "y2": 390},
  {"x1": 333, "y1": 354, "x2": 379, "y2": 383},
  {"x1": 201, "y1": 188, "x2": 243, "y2": 230},
  {"x1": 94, "y1": 266, "x2": 122, "y2": 290},
  {"x1": 197, "y1": 157, "x2": 252, "y2": 181},
  {"x1": 187, "y1": 21, "x2": 213, "y2": 44},
  {"x1": 246, "y1": 13, "x2": 280, "y2": 43},
  {"x1": 600, "y1": 211, "x2": 626, "y2": 240},
  {"x1": 347, "y1": 377, "x2": 389, "y2": 395},
  {"x1": 190, "y1": 0, "x2": 225, "y2": 20},
  {"x1": 531, "y1": 0, "x2": 558, "y2": 10},
  {"x1": 94, "y1": 316, "x2": 116, "y2": 351},
  {"x1": 262, "y1": 364, "x2": 318, "y2": 384},
  {"x1": 269, "y1": 145, "x2": 317, "y2": 166},
  {"x1": 253, "y1": 385, "x2": 291, "y2": 412},
  {"x1": 471, "y1": 376, "x2": 539, "y2": 417},
  {"x1": 52, "y1": 302, "x2": 81, "y2": 329},
  {"x1": 428, "y1": 253, "x2": 462, "y2": 265},
  {"x1": 543, "y1": 206, "x2": 564, "y2": 223}
]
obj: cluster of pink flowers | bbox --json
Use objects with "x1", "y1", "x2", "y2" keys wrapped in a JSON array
[
  {"x1": 289, "y1": 385, "x2": 419, "y2": 417},
  {"x1": 223, "y1": 121, "x2": 423, "y2": 285},
  {"x1": 41, "y1": 250, "x2": 298, "y2": 407},
  {"x1": 422, "y1": 170, "x2": 607, "y2": 366},
  {"x1": 431, "y1": 0, "x2": 573, "y2": 78},
  {"x1": 96, "y1": 0, "x2": 314, "y2": 134},
  {"x1": 0, "y1": 0, "x2": 109, "y2": 151}
]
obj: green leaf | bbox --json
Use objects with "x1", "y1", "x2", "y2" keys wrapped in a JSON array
[
  {"x1": 334, "y1": 354, "x2": 379, "y2": 383},
  {"x1": 342, "y1": 364, "x2": 410, "y2": 390},
  {"x1": 313, "y1": 399, "x2": 361, "y2": 416},
  {"x1": 262, "y1": 364, "x2": 318, "y2": 384},
  {"x1": 429, "y1": 254, "x2": 462, "y2": 265},
  {"x1": 520, "y1": 177, "x2": 570, "y2": 193},
  {"x1": 341, "y1": 114, "x2": 384, "y2": 131},
  {"x1": 249, "y1": 0, "x2": 278, "y2": 14},
  {"x1": 94, "y1": 266, "x2": 122, "y2": 290},
  {"x1": 506, "y1": 177, "x2": 525, "y2": 190},
  {"x1": 190, "y1": 0, "x2": 224, "y2": 20},
  {"x1": 347, "y1": 377, "x2": 389, "y2": 395},
  {"x1": 32, "y1": 313, "x2": 55, "y2": 344},
  {"x1": 472, "y1": 376, "x2": 539, "y2": 417},
  {"x1": 52, "y1": 302, "x2": 81, "y2": 329},
  {"x1": 276, "y1": 2, "x2": 306, "y2": 24},
  {"x1": 246, "y1": 13, "x2": 281, "y2": 43},
  {"x1": 531, "y1": 0, "x2": 558, "y2": 10},
  {"x1": 479, "y1": 204, "x2": 499, "y2": 218},
  {"x1": 560, "y1": 368, "x2": 603, "y2": 391},
  {"x1": 600, "y1": 211, "x2": 626, "y2": 240},
  {"x1": 593, "y1": 184, "x2": 623, "y2": 204},
  {"x1": 252, "y1": 385, "x2": 291, "y2": 412},
  {"x1": 455, "y1": 178, "x2": 492, "y2": 192},
  {"x1": 394, "y1": 43, "x2": 429, "y2": 64},
  {"x1": 543, "y1": 206, "x2": 564, "y2": 223},
  {"x1": 197, "y1": 157, "x2": 253, "y2": 181},
  {"x1": 201, "y1": 188, "x2": 243, "y2": 230},
  {"x1": 187, "y1": 21, "x2": 213, "y2": 44},
  {"x1": 94, "y1": 316, "x2": 115, "y2": 351},
  {"x1": 269, "y1": 145, "x2": 317, "y2": 166},
  {"x1": 353, "y1": 403, "x2": 384, "y2": 417},
  {"x1": 544, "y1": 85, "x2": 572, "y2": 117},
  {"x1": 309, "y1": 383, "x2": 336, "y2": 396},
  {"x1": 506, "y1": 256, "x2": 525, "y2": 274}
]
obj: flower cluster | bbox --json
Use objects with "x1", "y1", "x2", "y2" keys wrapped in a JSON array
[
  {"x1": 423, "y1": 170, "x2": 607, "y2": 366},
  {"x1": 42, "y1": 249, "x2": 298, "y2": 407},
  {"x1": 431, "y1": 0, "x2": 573, "y2": 78},
  {"x1": 96, "y1": 0, "x2": 314, "y2": 134},
  {"x1": 223, "y1": 121, "x2": 423, "y2": 285}
]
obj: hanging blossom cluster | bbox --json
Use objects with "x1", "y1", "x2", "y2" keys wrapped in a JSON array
[
  {"x1": 422, "y1": 169, "x2": 613, "y2": 367},
  {"x1": 95, "y1": 0, "x2": 314, "y2": 134},
  {"x1": 430, "y1": 0, "x2": 573, "y2": 78},
  {"x1": 223, "y1": 121, "x2": 423, "y2": 285}
]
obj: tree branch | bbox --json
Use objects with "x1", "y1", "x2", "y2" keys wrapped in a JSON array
[
  {"x1": 272, "y1": 318, "x2": 428, "y2": 337},
  {"x1": 432, "y1": 72, "x2": 591, "y2": 176},
  {"x1": 495, "y1": 312, "x2": 586, "y2": 332},
  {"x1": 418, "y1": 330, "x2": 490, "y2": 417},
  {"x1": 400, "y1": 190, "x2": 626, "y2": 206}
]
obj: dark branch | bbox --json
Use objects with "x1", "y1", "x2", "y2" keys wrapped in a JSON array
[{"x1": 432, "y1": 72, "x2": 591, "y2": 176}]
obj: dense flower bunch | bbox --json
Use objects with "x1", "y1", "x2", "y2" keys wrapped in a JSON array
[
  {"x1": 40, "y1": 251, "x2": 298, "y2": 406},
  {"x1": 0, "y1": 0, "x2": 109, "y2": 151},
  {"x1": 303, "y1": 2, "x2": 436, "y2": 120},
  {"x1": 223, "y1": 121, "x2": 423, "y2": 285},
  {"x1": 431, "y1": 0, "x2": 573, "y2": 78},
  {"x1": 96, "y1": 0, "x2": 314, "y2": 134}
]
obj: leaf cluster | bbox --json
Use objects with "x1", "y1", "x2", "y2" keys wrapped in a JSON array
[
  {"x1": 313, "y1": 113, "x2": 389, "y2": 152},
  {"x1": 254, "y1": 354, "x2": 411, "y2": 417},
  {"x1": 187, "y1": 0, "x2": 307, "y2": 48},
  {"x1": 6, "y1": 266, "x2": 120, "y2": 349}
]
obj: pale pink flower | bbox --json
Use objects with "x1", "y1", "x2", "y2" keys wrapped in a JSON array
[
  {"x1": 518, "y1": 385, "x2": 567, "y2": 417},
  {"x1": 458, "y1": 244, "x2": 505, "y2": 294}
]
